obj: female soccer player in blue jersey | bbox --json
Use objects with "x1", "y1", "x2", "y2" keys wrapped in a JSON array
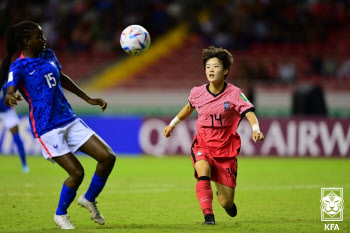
[
  {"x1": 0, "y1": 21, "x2": 116, "y2": 230},
  {"x1": 0, "y1": 84, "x2": 29, "y2": 173}
]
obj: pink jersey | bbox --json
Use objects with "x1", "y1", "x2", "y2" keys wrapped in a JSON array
[{"x1": 188, "y1": 82, "x2": 254, "y2": 150}]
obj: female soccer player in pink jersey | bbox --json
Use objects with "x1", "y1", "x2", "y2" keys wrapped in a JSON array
[
  {"x1": 0, "y1": 21, "x2": 116, "y2": 229},
  {"x1": 164, "y1": 46, "x2": 264, "y2": 225}
]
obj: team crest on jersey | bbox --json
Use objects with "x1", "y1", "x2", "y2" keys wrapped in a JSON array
[
  {"x1": 49, "y1": 61, "x2": 56, "y2": 67},
  {"x1": 224, "y1": 102, "x2": 230, "y2": 111}
]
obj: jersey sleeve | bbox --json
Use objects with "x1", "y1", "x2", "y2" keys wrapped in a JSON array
[
  {"x1": 233, "y1": 89, "x2": 255, "y2": 116},
  {"x1": 188, "y1": 86, "x2": 200, "y2": 108},
  {"x1": 7, "y1": 62, "x2": 23, "y2": 88}
]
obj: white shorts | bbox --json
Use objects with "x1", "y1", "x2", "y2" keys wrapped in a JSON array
[
  {"x1": 0, "y1": 108, "x2": 20, "y2": 129},
  {"x1": 36, "y1": 118, "x2": 95, "y2": 162}
]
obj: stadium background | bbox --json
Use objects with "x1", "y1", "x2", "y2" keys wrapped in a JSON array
[{"x1": 0, "y1": 1, "x2": 349, "y2": 232}]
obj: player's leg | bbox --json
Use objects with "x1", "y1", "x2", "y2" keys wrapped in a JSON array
[
  {"x1": 4, "y1": 109, "x2": 28, "y2": 173},
  {"x1": 214, "y1": 182, "x2": 237, "y2": 217},
  {"x1": 53, "y1": 153, "x2": 85, "y2": 229},
  {"x1": 9, "y1": 125, "x2": 28, "y2": 173},
  {"x1": 213, "y1": 155, "x2": 238, "y2": 217},
  {"x1": 194, "y1": 160, "x2": 215, "y2": 225},
  {"x1": 78, "y1": 134, "x2": 115, "y2": 200},
  {"x1": 77, "y1": 134, "x2": 116, "y2": 225},
  {"x1": 79, "y1": 134, "x2": 116, "y2": 179}
]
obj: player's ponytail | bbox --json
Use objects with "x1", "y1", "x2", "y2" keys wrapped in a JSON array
[
  {"x1": 0, "y1": 26, "x2": 17, "y2": 88},
  {"x1": 0, "y1": 21, "x2": 39, "y2": 89}
]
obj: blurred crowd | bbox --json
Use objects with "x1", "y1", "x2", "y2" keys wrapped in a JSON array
[
  {"x1": 0, "y1": 0, "x2": 179, "y2": 53},
  {"x1": 191, "y1": 0, "x2": 349, "y2": 48},
  {"x1": 189, "y1": 0, "x2": 350, "y2": 82},
  {"x1": 0, "y1": 0, "x2": 350, "y2": 82}
]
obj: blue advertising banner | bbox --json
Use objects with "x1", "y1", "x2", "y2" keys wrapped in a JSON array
[
  {"x1": 0, "y1": 115, "x2": 142, "y2": 156},
  {"x1": 81, "y1": 116, "x2": 142, "y2": 155}
]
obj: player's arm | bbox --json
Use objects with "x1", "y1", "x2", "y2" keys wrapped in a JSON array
[
  {"x1": 60, "y1": 71, "x2": 107, "y2": 112},
  {"x1": 163, "y1": 102, "x2": 195, "y2": 138},
  {"x1": 4, "y1": 86, "x2": 23, "y2": 106},
  {"x1": 245, "y1": 111, "x2": 264, "y2": 142}
]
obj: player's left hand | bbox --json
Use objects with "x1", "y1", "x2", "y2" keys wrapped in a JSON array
[
  {"x1": 87, "y1": 98, "x2": 107, "y2": 112},
  {"x1": 252, "y1": 131, "x2": 264, "y2": 142}
]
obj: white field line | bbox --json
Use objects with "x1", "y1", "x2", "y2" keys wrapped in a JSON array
[
  {"x1": 1, "y1": 184, "x2": 349, "y2": 196},
  {"x1": 238, "y1": 184, "x2": 350, "y2": 191}
]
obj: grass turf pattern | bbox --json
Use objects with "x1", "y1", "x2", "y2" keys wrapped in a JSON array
[{"x1": 0, "y1": 156, "x2": 349, "y2": 233}]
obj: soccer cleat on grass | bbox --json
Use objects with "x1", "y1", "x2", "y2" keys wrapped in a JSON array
[
  {"x1": 203, "y1": 214, "x2": 215, "y2": 225},
  {"x1": 53, "y1": 214, "x2": 75, "y2": 229},
  {"x1": 225, "y1": 203, "x2": 237, "y2": 217},
  {"x1": 22, "y1": 165, "x2": 30, "y2": 174},
  {"x1": 78, "y1": 195, "x2": 105, "y2": 225}
]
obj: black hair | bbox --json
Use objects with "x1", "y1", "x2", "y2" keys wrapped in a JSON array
[
  {"x1": 0, "y1": 21, "x2": 39, "y2": 89},
  {"x1": 202, "y1": 46, "x2": 234, "y2": 78}
]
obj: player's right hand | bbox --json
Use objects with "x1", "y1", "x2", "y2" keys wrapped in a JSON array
[
  {"x1": 163, "y1": 125, "x2": 174, "y2": 138},
  {"x1": 7, "y1": 93, "x2": 23, "y2": 106}
]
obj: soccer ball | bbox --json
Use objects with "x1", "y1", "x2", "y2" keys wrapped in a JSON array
[{"x1": 120, "y1": 25, "x2": 151, "y2": 55}]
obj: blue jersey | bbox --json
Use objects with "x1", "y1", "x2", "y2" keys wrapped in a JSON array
[
  {"x1": 0, "y1": 84, "x2": 11, "y2": 112},
  {"x1": 7, "y1": 49, "x2": 76, "y2": 137}
]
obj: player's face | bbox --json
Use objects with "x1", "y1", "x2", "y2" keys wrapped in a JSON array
[
  {"x1": 205, "y1": 57, "x2": 228, "y2": 84},
  {"x1": 27, "y1": 25, "x2": 46, "y2": 54}
]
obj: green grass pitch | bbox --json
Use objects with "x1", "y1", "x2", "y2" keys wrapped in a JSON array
[{"x1": 0, "y1": 155, "x2": 349, "y2": 233}]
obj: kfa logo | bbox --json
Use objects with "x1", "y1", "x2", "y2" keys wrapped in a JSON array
[
  {"x1": 320, "y1": 188, "x2": 344, "y2": 221},
  {"x1": 324, "y1": 224, "x2": 339, "y2": 230}
]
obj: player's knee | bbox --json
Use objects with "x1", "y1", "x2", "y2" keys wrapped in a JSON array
[
  {"x1": 220, "y1": 198, "x2": 234, "y2": 209},
  {"x1": 98, "y1": 148, "x2": 116, "y2": 164},
  {"x1": 195, "y1": 163, "x2": 211, "y2": 177},
  {"x1": 197, "y1": 170, "x2": 211, "y2": 177},
  {"x1": 107, "y1": 152, "x2": 116, "y2": 165},
  {"x1": 71, "y1": 168, "x2": 85, "y2": 183}
]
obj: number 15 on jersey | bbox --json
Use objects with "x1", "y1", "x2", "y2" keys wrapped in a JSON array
[{"x1": 45, "y1": 73, "x2": 56, "y2": 88}]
